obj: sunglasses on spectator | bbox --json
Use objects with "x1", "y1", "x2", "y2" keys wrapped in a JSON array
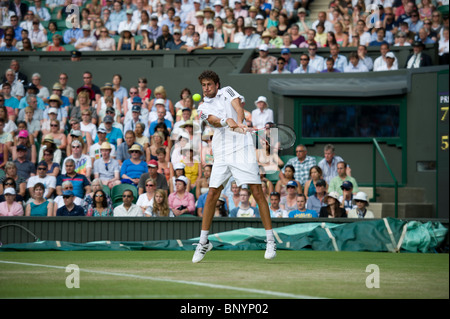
[{"x1": 122, "y1": 195, "x2": 132, "y2": 198}]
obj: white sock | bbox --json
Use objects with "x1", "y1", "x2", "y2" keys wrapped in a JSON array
[
  {"x1": 266, "y1": 229, "x2": 275, "y2": 243},
  {"x1": 200, "y1": 230, "x2": 209, "y2": 245}
]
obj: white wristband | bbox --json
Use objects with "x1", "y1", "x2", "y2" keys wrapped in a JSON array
[{"x1": 220, "y1": 118, "x2": 229, "y2": 127}]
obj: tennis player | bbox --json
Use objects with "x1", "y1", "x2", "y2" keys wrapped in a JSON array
[{"x1": 192, "y1": 70, "x2": 276, "y2": 263}]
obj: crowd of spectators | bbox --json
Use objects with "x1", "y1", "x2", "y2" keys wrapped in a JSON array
[
  {"x1": 0, "y1": 0, "x2": 446, "y2": 218},
  {"x1": 1, "y1": 0, "x2": 448, "y2": 67},
  {"x1": 0, "y1": 58, "x2": 375, "y2": 218}
]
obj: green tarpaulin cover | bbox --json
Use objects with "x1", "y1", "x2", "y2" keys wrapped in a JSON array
[{"x1": 0, "y1": 218, "x2": 447, "y2": 253}]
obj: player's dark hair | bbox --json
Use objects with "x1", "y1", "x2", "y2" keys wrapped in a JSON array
[{"x1": 198, "y1": 70, "x2": 221, "y2": 88}]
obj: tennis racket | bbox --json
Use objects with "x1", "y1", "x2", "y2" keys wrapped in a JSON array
[{"x1": 250, "y1": 123, "x2": 296, "y2": 150}]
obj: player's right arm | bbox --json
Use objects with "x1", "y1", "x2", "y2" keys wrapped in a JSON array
[{"x1": 202, "y1": 113, "x2": 238, "y2": 129}]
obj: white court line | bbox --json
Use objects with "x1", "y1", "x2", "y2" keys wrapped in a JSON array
[{"x1": 0, "y1": 260, "x2": 325, "y2": 299}]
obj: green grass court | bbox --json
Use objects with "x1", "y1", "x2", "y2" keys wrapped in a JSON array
[{"x1": 0, "y1": 250, "x2": 448, "y2": 299}]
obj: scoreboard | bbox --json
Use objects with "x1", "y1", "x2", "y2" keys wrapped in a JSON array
[{"x1": 437, "y1": 70, "x2": 449, "y2": 218}]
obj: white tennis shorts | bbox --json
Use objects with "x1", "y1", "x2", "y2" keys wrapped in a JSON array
[{"x1": 209, "y1": 160, "x2": 261, "y2": 188}]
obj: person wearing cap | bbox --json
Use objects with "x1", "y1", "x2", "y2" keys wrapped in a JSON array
[
  {"x1": 50, "y1": 82, "x2": 71, "y2": 109},
  {"x1": 43, "y1": 94, "x2": 67, "y2": 127},
  {"x1": 70, "y1": 50, "x2": 82, "y2": 62},
  {"x1": 120, "y1": 144, "x2": 148, "y2": 186},
  {"x1": 65, "y1": 121, "x2": 85, "y2": 156},
  {"x1": 39, "y1": 136, "x2": 61, "y2": 176},
  {"x1": 123, "y1": 103, "x2": 144, "y2": 134},
  {"x1": 136, "y1": 25, "x2": 155, "y2": 51},
  {"x1": 405, "y1": 40, "x2": 433, "y2": 68},
  {"x1": 18, "y1": 83, "x2": 45, "y2": 111},
  {"x1": 288, "y1": 193, "x2": 318, "y2": 218},
  {"x1": 13, "y1": 143, "x2": 36, "y2": 180},
  {"x1": 373, "y1": 43, "x2": 399, "y2": 71},
  {"x1": 348, "y1": 192, "x2": 374, "y2": 218},
  {"x1": 116, "y1": 131, "x2": 145, "y2": 165},
  {"x1": 280, "y1": 180, "x2": 300, "y2": 213},
  {"x1": 124, "y1": 96, "x2": 149, "y2": 127},
  {"x1": 138, "y1": 159, "x2": 170, "y2": 195},
  {"x1": 27, "y1": 160, "x2": 56, "y2": 200},
  {"x1": 117, "y1": 28, "x2": 136, "y2": 50},
  {"x1": 94, "y1": 115, "x2": 123, "y2": 148},
  {"x1": 148, "y1": 12, "x2": 163, "y2": 41},
  {"x1": 0, "y1": 188, "x2": 24, "y2": 216},
  {"x1": 93, "y1": 141, "x2": 121, "y2": 189},
  {"x1": 328, "y1": 161, "x2": 359, "y2": 196},
  {"x1": 74, "y1": 24, "x2": 97, "y2": 51},
  {"x1": 56, "y1": 190, "x2": 86, "y2": 216},
  {"x1": 251, "y1": 44, "x2": 278, "y2": 74},
  {"x1": 90, "y1": 124, "x2": 117, "y2": 164},
  {"x1": 375, "y1": 51, "x2": 398, "y2": 71},
  {"x1": 118, "y1": 8, "x2": 138, "y2": 35},
  {"x1": 338, "y1": 180, "x2": 356, "y2": 213},
  {"x1": 148, "y1": 101, "x2": 173, "y2": 136},
  {"x1": 12, "y1": 129, "x2": 36, "y2": 165},
  {"x1": 168, "y1": 175, "x2": 196, "y2": 216},
  {"x1": 166, "y1": 27, "x2": 187, "y2": 50},
  {"x1": 251, "y1": 96, "x2": 274, "y2": 130},
  {"x1": 238, "y1": 17, "x2": 261, "y2": 49},
  {"x1": 306, "y1": 178, "x2": 327, "y2": 214},
  {"x1": 98, "y1": 83, "x2": 121, "y2": 122},
  {"x1": 319, "y1": 191, "x2": 347, "y2": 218}
]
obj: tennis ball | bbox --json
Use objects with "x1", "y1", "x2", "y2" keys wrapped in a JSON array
[{"x1": 192, "y1": 93, "x2": 202, "y2": 102}]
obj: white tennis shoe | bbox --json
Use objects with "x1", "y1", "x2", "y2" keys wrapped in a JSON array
[
  {"x1": 264, "y1": 240, "x2": 277, "y2": 260},
  {"x1": 192, "y1": 241, "x2": 213, "y2": 263}
]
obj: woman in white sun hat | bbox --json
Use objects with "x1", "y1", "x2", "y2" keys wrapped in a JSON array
[
  {"x1": 348, "y1": 191, "x2": 374, "y2": 219},
  {"x1": 319, "y1": 191, "x2": 346, "y2": 218}
]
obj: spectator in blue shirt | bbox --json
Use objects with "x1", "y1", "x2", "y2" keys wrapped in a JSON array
[
  {"x1": 120, "y1": 144, "x2": 148, "y2": 186},
  {"x1": 149, "y1": 104, "x2": 173, "y2": 136},
  {"x1": 289, "y1": 194, "x2": 318, "y2": 218},
  {"x1": 63, "y1": 26, "x2": 82, "y2": 45},
  {"x1": 56, "y1": 159, "x2": 91, "y2": 199},
  {"x1": 328, "y1": 44, "x2": 347, "y2": 72},
  {"x1": 0, "y1": 36, "x2": 18, "y2": 52},
  {"x1": 94, "y1": 115, "x2": 123, "y2": 147}
]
